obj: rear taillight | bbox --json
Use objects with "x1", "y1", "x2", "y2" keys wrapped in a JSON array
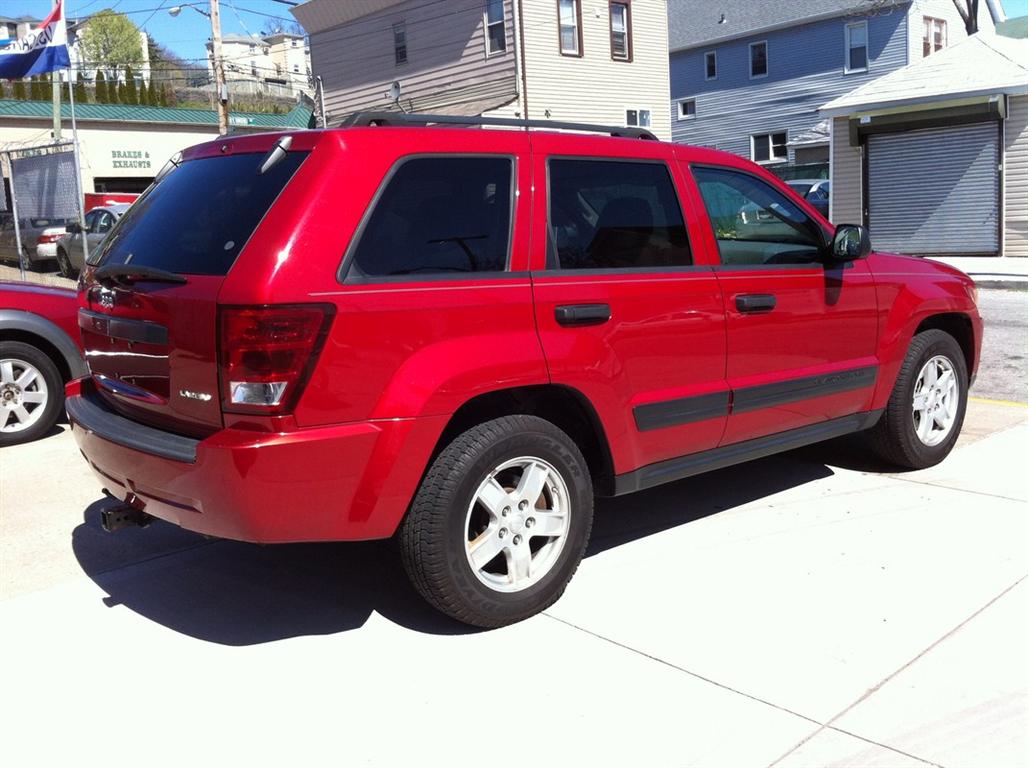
[
  {"x1": 217, "y1": 305, "x2": 334, "y2": 414},
  {"x1": 37, "y1": 234, "x2": 60, "y2": 244}
]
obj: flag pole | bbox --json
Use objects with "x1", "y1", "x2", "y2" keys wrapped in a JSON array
[{"x1": 66, "y1": 66, "x2": 88, "y2": 270}]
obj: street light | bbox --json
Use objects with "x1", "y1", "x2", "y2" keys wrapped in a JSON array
[{"x1": 168, "y1": 1, "x2": 228, "y2": 135}]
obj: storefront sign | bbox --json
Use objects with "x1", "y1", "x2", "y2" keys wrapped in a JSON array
[{"x1": 111, "y1": 149, "x2": 152, "y2": 169}]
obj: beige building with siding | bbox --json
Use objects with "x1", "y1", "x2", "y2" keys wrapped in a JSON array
[
  {"x1": 822, "y1": 33, "x2": 1027, "y2": 259},
  {"x1": 291, "y1": 0, "x2": 671, "y2": 140}
]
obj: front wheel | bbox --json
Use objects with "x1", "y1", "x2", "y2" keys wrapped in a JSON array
[
  {"x1": 867, "y1": 329, "x2": 968, "y2": 469},
  {"x1": 400, "y1": 415, "x2": 594, "y2": 628}
]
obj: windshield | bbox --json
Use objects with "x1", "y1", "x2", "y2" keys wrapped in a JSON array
[{"x1": 91, "y1": 151, "x2": 307, "y2": 275}]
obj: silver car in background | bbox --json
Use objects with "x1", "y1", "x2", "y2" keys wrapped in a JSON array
[{"x1": 56, "y1": 204, "x2": 130, "y2": 278}]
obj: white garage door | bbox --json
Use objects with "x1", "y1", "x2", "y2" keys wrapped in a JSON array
[{"x1": 868, "y1": 122, "x2": 999, "y2": 255}]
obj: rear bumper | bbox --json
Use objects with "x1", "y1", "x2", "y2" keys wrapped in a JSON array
[{"x1": 67, "y1": 379, "x2": 446, "y2": 543}]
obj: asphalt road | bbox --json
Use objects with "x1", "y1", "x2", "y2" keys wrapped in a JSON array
[{"x1": 975, "y1": 288, "x2": 1028, "y2": 403}]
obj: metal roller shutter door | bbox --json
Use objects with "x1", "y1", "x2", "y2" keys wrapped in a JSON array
[{"x1": 868, "y1": 122, "x2": 999, "y2": 255}]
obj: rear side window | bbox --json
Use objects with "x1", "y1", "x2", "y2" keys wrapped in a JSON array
[
  {"x1": 347, "y1": 156, "x2": 513, "y2": 279},
  {"x1": 93, "y1": 151, "x2": 307, "y2": 276},
  {"x1": 547, "y1": 159, "x2": 692, "y2": 270}
]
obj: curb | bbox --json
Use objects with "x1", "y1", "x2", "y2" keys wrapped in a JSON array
[{"x1": 972, "y1": 279, "x2": 1028, "y2": 291}]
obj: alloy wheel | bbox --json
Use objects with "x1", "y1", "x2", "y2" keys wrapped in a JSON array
[
  {"x1": 464, "y1": 456, "x2": 570, "y2": 593},
  {"x1": 0, "y1": 358, "x2": 49, "y2": 434}
]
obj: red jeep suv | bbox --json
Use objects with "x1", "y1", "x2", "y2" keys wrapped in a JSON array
[{"x1": 67, "y1": 115, "x2": 982, "y2": 627}]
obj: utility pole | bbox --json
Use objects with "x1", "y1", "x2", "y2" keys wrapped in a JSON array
[
  {"x1": 209, "y1": 0, "x2": 229, "y2": 135},
  {"x1": 52, "y1": 72, "x2": 62, "y2": 141}
]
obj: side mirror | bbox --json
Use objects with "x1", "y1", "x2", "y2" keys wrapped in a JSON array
[
  {"x1": 830, "y1": 224, "x2": 871, "y2": 261},
  {"x1": 65, "y1": 222, "x2": 82, "y2": 234}
]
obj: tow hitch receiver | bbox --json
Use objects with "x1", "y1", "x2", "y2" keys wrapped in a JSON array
[{"x1": 100, "y1": 494, "x2": 154, "y2": 532}]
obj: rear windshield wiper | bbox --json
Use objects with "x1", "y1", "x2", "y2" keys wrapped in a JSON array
[{"x1": 94, "y1": 264, "x2": 188, "y2": 287}]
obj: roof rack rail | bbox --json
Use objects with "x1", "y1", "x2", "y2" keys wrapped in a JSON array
[{"x1": 338, "y1": 111, "x2": 658, "y2": 141}]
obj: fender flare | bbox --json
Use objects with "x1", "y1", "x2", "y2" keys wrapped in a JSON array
[{"x1": 0, "y1": 309, "x2": 88, "y2": 380}]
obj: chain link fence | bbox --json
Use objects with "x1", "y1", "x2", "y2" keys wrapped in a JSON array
[{"x1": 0, "y1": 141, "x2": 86, "y2": 286}]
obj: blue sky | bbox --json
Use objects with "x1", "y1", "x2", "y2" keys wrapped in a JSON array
[
  {"x1": 4, "y1": 1, "x2": 301, "y2": 65},
  {"x1": 3, "y1": 0, "x2": 1027, "y2": 68}
]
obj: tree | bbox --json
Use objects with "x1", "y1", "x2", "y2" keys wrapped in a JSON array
[
  {"x1": 147, "y1": 78, "x2": 157, "y2": 107},
  {"x1": 78, "y1": 10, "x2": 141, "y2": 80},
  {"x1": 261, "y1": 18, "x2": 305, "y2": 36},
  {"x1": 29, "y1": 76, "x2": 43, "y2": 101},
  {"x1": 951, "y1": 0, "x2": 980, "y2": 35},
  {"x1": 124, "y1": 66, "x2": 137, "y2": 104},
  {"x1": 117, "y1": 79, "x2": 128, "y2": 104},
  {"x1": 138, "y1": 79, "x2": 150, "y2": 106},
  {"x1": 74, "y1": 72, "x2": 88, "y2": 104},
  {"x1": 0, "y1": 81, "x2": 5, "y2": 99},
  {"x1": 13, "y1": 80, "x2": 27, "y2": 100},
  {"x1": 158, "y1": 84, "x2": 169, "y2": 107},
  {"x1": 94, "y1": 71, "x2": 108, "y2": 103}
]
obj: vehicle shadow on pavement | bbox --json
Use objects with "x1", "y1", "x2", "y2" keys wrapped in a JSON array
[{"x1": 71, "y1": 453, "x2": 834, "y2": 645}]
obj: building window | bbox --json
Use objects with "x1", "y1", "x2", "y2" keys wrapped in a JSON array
[
  {"x1": 626, "y1": 108, "x2": 651, "y2": 127},
  {"x1": 485, "y1": 0, "x2": 506, "y2": 54},
  {"x1": 291, "y1": 39, "x2": 298, "y2": 48},
  {"x1": 751, "y1": 131, "x2": 787, "y2": 163},
  {"x1": 558, "y1": 0, "x2": 582, "y2": 56},
  {"x1": 749, "y1": 41, "x2": 767, "y2": 78},
  {"x1": 393, "y1": 22, "x2": 407, "y2": 65},
  {"x1": 705, "y1": 50, "x2": 716, "y2": 80},
  {"x1": 293, "y1": 64, "x2": 300, "y2": 73},
  {"x1": 845, "y1": 21, "x2": 868, "y2": 72},
  {"x1": 923, "y1": 16, "x2": 946, "y2": 56},
  {"x1": 678, "y1": 99, "x2": 696, "y2": 120},
  {"x1": 610, "y1": 2, "x2": 631, "y2": 61}
]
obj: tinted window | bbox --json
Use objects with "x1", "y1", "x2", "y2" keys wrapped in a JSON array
[
  {"x1": 93, "y1": 151, "x2": 307, "y2": 275},
  {"x1": 692, "y1": 167, "x2": 825, "y2": 266},
  {"x1": 547, "y1": 159, "x2": 691, "y2": 270},
  {"x1": 348, "y1": 156, "x2": 513, "y2": 278}
]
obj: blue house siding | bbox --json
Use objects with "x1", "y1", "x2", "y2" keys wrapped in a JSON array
[{"x1": 669, "y1": 9, "x2": 909, "y2": 163}]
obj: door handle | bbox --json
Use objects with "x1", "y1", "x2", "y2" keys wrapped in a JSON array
[
  {"x1": 555, "y1": 304, "x2": 611, "y2": 327},
  {"x1": 735, "y1": 294, "x2": 776, "y2": 313}
]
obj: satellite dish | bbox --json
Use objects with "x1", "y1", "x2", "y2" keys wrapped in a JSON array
[{"x1": 388, "y1": 81, "x2": 402, "y2": 103}]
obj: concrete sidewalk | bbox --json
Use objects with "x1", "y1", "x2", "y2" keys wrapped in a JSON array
[{"x1": 1, "y1": 405, "x2": 1026, "y2": 767}]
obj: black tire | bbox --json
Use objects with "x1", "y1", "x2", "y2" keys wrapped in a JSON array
[
  {"x1": 866, "y1": 329, "x2": 968, "y2": 469},
  {"x1": 0, "y1": 340, "x2": 65, "y2": 447},
  {"x1": 56, "y1": 248, "x2": 77, "y2": 279},
  {"x1": 400, "y1": 415, "x2": 594, "y2": 628}
]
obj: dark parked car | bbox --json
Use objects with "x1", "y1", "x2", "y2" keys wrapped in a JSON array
[
  {"x1": 0, "y1": 281, "x2": 86, "y2": 445},
  {"x1": 67, "y1": 115, "x2": 981, "y2": 627},
  {"x1": 787, "y1": 179, "x2": 830, "y2": 219}
]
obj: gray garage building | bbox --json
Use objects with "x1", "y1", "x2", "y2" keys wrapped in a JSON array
[{"x1": 822, "y1": 33, "x2": 1027, "y2": 259}]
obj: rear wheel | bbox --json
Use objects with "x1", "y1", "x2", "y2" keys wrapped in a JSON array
[
  {"x1": 56, "y1": 248, "x2": 77, "y2": 279},
  {"x1": 867, "y1": 329, "x2": 968, "y2": 469},
  {"x1": 400, "y1": 415, "x2": 593, "y2": 628},
  {"x1": 0, "y1": 341, "x2": 64, "y2": 446}
]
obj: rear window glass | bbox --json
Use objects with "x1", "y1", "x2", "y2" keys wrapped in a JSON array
[
  {"x1": 346, "y1": 156, "x2": 513, "y2": 279},
  {"x1": 92, "y1": 151, "x2": 307, "y2": 276}
]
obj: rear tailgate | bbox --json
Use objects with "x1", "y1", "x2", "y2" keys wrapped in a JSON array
[{"x1": 79, "y1": 141, "x2": 309, "y2": 437}]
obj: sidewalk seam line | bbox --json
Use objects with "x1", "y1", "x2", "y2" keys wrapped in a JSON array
[
  {"x1": 92, "y1": 539, "x2": 220, "y2": 578},
  {"x1": 884, "y1": 474, "x2": 1026, "y2": 504},
  {"x1": 542, "y1": 613, "x2": 943, "y2": 767},
  {"x1": 766, "y1": 572, "x2": 1028, "y2": 768}
]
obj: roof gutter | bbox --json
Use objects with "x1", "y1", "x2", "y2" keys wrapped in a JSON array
[{"x1": 821, "y1": 86, "x2": 1028, "y2": 118}]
